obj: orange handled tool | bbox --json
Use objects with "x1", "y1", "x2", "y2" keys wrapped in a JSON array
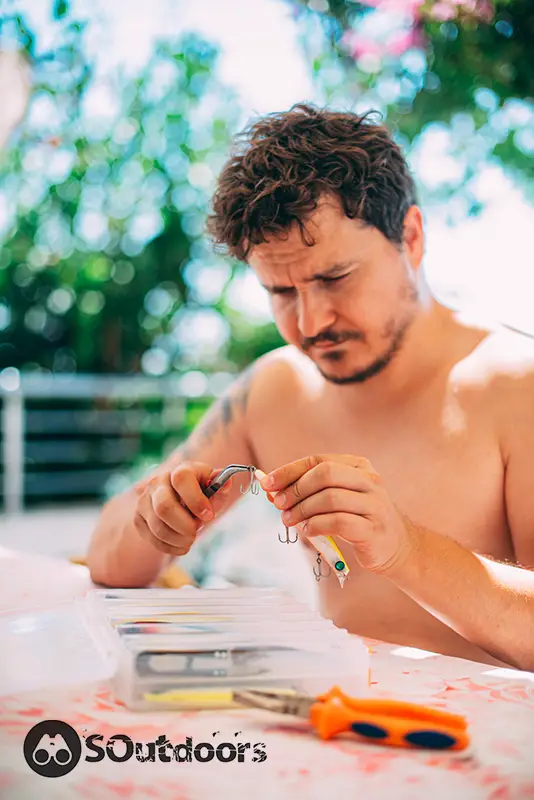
[{"x1": 233, "y1": 686, "x2": 470, "y2": 751}]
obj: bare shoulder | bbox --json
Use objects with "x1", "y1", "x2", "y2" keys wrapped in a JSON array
[
  {"x1": 247, "y1": 345, "x2": 322, "y2": 417},
  {"x1": 456, "y1": 326, "x2": 534, "y2": 447},
  {"x1": 453, "y1": 325, "x2": 534, "y2": 386}
]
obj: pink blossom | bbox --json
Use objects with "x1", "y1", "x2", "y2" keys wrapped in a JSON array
[
  {"x1": 428, "y1": 1, "x2": 456, "y2": 20},
  {"x1": 387, "y1": 29, "x2": 418, "y2": 55},
  {"x1": 357, "y1": 0, "x2": 424, "y2": 8},
  {"x1": 341, "y1": 31, "x2": 383, "y2": 59},
  {"x1": 426, "y1": 0, "x2": 495, "y2": 21}
]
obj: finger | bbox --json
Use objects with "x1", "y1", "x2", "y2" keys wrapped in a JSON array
[
  {"x1": 280, "y1": 487, "x2": 375, "y2": 527},
  {"x1": 274, "y1": 461, "x2": 377, "y2": 512},
  {"x1": 210, "y1": 479, "x2": 234, "y2": 514},
  {"x1": 298, "y1": 511, "x2": 372, "y2": 543},
  {"x1": 147, "y1": 499, "x2": 196, "y2": 549},
  {"x1": 170, "y1": 463, "x2": 215, "y2": 522},
  {"x1": 151, "y1": 483, "x2": 201, "y2": 538},
  {"x1": 261, "y1": 454, "x2": 375, "y2": 492},
  {"x1": 134, "y1": 510, "x2": 194, "y2": 557},
  {"x1": 254, "y1": 469, "x2": 275, "y2": 503}
]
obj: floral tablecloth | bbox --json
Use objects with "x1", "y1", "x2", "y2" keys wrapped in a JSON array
[{"x1": 1, "y1": 545, "x2": 533, "y2": 799}]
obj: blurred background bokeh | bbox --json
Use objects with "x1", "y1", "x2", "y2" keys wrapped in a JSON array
[{"x1": 1, "y1": 0, "x2": 533, "y2": 588}]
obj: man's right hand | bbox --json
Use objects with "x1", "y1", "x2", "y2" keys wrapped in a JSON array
[{"x1": 133, "y1": 462, "x2": 233, "y2": 557}]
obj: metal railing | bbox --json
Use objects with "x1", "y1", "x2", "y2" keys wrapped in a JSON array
[{"x1": 0, "y1": 369, "x2": 232, "y2": 514}]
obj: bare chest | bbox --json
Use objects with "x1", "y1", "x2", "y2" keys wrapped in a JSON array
[{"x1": 251, "y1": 389, "x2": 512, "y2": 560}]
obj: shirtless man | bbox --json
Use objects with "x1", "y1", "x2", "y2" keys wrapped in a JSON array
[{"x1": 87, "y1": 105, "x2": 534, "y2": 671}]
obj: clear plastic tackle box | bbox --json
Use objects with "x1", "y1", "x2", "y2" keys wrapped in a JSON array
[
  {"x1": 0, "y1": 587, "x2": 369, "y2": 711},
  {"x1": 90, "y1": 587, "x2": 370, "y2": 711}
]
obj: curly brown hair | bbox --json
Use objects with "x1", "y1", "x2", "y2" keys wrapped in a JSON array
[{"x1": 206, "y1": 103, "x2": 418, "y2": 262}]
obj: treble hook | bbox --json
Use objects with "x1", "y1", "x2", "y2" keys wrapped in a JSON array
[
  {"x1": 313, "y1": 552, "x2": 331, "y2": 581},
  {"x1": 239, "y1": 466, "x2": 258, "y2": 495},
  {"x1": 204, "y1": 464, "x2": 259, "y2": 499},
  {"x1": 278, "y1": 526, "x2": 298, "y2": 544}
]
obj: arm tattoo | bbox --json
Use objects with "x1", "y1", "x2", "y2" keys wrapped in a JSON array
[{"x1": 179, "y1": 363, "x2": 256, "y2": 460}]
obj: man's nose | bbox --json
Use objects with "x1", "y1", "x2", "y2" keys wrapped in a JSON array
[{"x1": 296, "y1": 290, "x2": 336, "y2": 339}]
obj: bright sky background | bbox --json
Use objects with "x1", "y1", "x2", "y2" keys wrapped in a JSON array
[{"x1": 8, "y1": 0, "x2": 534, "y2": 335}]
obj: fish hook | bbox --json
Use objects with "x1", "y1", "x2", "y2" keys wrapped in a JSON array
[
  {"x1": 239, "y1": 466, "x2": 261, "y2": 495},
  {"x1": 313, "y1": 552, "x2": 331, "y2": 581},
  {"x1": 278, "y1": 526, "x2": 299, "y2": 544}
]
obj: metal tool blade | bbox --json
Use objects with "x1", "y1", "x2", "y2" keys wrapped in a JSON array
[{"x1": 232, "y1": 689, "x2": 313, "y2": 718}]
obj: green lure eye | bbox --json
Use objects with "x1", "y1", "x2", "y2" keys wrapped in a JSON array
[{"x1": 335, "y1": 560, "x2": 345, "y2": 571}]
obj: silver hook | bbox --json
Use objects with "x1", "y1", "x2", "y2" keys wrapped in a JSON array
[
  {"x1": 278, "y1": 526, "x2": 298, "y2": 544},
  {"x1": 239, "y1": 467, "x2": 259, "y2": 495},
  {"x1": 313, "y1": 553, "x2": 331, "y2": 581},
  {"x1": 204, "y1": 464, "x2": 258, "y2": 499}
]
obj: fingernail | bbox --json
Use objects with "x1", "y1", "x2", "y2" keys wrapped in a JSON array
[
  {"x1": 263, "y1": 475, "x2": 274, "y2": 488},
  {"x1": 274, "y1": 492, "x2": 286, "y2": 508},
  {"x1": 201, "y1": 508, "x2": 213, "y2": 520},
  {"x1": 282, "y1": 510, "x2": 292, "y2": 523}
]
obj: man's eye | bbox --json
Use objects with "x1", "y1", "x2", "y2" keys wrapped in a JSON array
[{"x1": 322, "y1": 273, "x2": 350, "y2": 284}]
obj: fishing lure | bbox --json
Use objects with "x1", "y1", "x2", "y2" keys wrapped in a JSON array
[{"x1": 312, "y1": 536, "x2": 350, "y2": 587}]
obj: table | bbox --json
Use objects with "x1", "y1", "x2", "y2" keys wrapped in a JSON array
[{"x1": 1, "y1": 545, "x2": 534, "y2": 799}]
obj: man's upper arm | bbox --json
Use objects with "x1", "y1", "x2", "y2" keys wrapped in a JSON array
[
  {"x1": 133, "y1": 346, "x2": 296, "y2": 498},
  {"x1": 172, "y1": 362, "x2": 260, "y2": 468},
  {"x1": 502, "y1": 367, "x2": 534, "y2": 568}
]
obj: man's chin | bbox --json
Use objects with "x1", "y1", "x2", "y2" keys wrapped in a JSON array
[{"x1": 314, "y1": 355, "x2": 394, "y2": 385}]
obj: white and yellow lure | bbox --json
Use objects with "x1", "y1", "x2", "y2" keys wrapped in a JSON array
[{"x1": 313, "y1": 535, "x2": 350, "y2": 587}]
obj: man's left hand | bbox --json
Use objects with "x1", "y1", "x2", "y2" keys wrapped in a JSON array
[{"x1": 259, "y1": 454, "x2": 415, "y2": 575}]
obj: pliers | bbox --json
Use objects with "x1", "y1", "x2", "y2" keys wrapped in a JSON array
[
  {"x1": 202, "y1": 464, "x2": 258, "y2": 498},
  {"x1": 232, "y1": 686, "x2": 470, "y2": 751}
]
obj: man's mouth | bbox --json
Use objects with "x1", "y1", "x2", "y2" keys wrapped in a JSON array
[{"x1": 312, "y1": 339, "x2": 348, "y2": 349}]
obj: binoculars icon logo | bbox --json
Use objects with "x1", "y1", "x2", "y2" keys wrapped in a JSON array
[{"x1": 23, "y1": 720, "x2": 82, "y2": 778}]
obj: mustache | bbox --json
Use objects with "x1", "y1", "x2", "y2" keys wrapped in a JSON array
[{"x1": 302, "y1": 330, "x2": 365, "y2": 349}]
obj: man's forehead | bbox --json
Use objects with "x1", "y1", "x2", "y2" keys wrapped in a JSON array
[
  {"x1": 250, "y1": 238, "x2": 316, "y2": 269},
  {"x1": 248, "y1": 239, "x2": 327, "y2": 279},
  {"x1": 248, "y1": 201, "x2": 369, "y2": 264},
  {"x1": 248, "y1": 225, "x2": 366, "y2": 281}
]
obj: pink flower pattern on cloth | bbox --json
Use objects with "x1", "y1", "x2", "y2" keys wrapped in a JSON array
[{"x1": 1, "y1": 546, "x2": 534, "y2": 799}]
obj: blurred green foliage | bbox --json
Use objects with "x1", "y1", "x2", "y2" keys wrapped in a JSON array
[
  {"x1": 289, "y1": 0, "x2": 534, "y2": 212},
  {"x1": 0, "y1": 5, "x2": 284, "y2": 376},
  {"x1": 2, "y1": 1, "x2": 532, "y2": 379}
]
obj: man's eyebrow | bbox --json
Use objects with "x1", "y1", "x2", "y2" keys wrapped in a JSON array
[
  {"x1": 260, "y1": 260, "x2": 359, "y2": 292},
  {"x1": 310, "y1": 260, "x2": 359, "y2": 280}
]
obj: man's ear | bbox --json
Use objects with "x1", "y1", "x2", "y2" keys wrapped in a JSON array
[{"x1": 402, "y1": 205, "x2": 424, "y2": 272}]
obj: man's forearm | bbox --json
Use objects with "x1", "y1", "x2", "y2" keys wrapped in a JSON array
[
  {"x1": 87, "y1": 488, "x2": 170, "y2": 588},
  {"x1": 382, "y1": 520, "x2": 534, "y2": 671}
]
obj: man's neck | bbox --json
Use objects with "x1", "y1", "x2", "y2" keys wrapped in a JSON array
[{"x1": 323, "y1": 301, "x2": 487, "y2": 411}]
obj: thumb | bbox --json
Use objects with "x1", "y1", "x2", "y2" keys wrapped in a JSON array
[
  {"x1": 209, "y1": 476, "x2": 233, "y2": 514},
  {"x1": 255, "y1": 469, "x2": 275, "y2": 504}
]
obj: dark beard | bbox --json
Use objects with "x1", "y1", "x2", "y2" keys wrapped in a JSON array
[{"x1": 316, "y1": 315, "x2": 412, "y2": 385}]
